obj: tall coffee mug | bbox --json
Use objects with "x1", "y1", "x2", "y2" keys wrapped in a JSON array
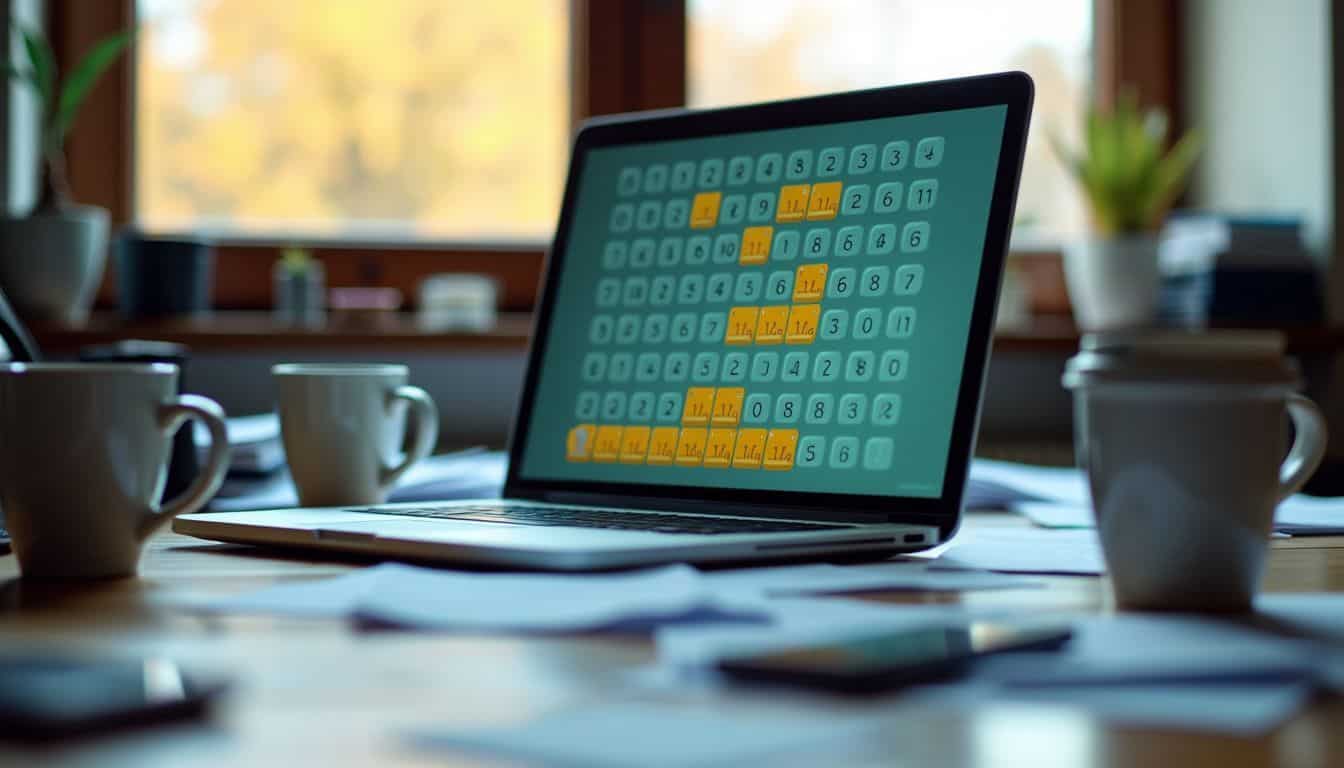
[
  {"x1": 273, "y1": 364, "x2": 439, "y2": 507},
  {"x1": 1064, "y1": 332, "x2": 1328, "y2": 612},
  {"x1": 0, "y1": 363, "x2": 230, "y2": 580}
]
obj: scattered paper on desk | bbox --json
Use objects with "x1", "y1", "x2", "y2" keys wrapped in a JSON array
[
  {"x1": 210, "y1": 450, "x2": 506, "y2": 512},
  {"x1": 976, "y1": 613, "x2": 1318, "y2": 687},
  {"x1": 930, "y1": 526, "x2": 1106, "y2": 575},
  {"x1": 915, "y1": 679, "x2": 1313, "y2": 736},
  {"x1": 184, "y1": 563, "x2": 769, "y2": 633},
  {"x1": 965, "y1": 458, "x2": 1090, "y2": 509},
  {"x1": 1013, "y1": 498, "x2": 1344, "y2": 536},
  {"x1": 700, "y1": 561, "x2": 1041, "y2": 597},
  {"x1": 178, "y1": 567, "x2": 383, "y2": 618},
  {"x1": 356, "y1": 564, "x2": 765, "y2": 632},
  {"x1": 408, "y1": 700, "x2": 883, "y2": 768}
]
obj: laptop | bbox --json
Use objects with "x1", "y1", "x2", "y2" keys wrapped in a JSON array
[{"x1": 175, "y1": 71, "x2": 1034, "y2": 570}]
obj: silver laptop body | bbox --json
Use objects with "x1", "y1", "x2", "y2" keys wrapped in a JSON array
[{"x1": 175, "y1": 72, "x2": 1034, "y2": 570}]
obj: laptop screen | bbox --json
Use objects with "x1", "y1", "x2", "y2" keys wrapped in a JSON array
[{"x1": 517, "y1": 103, "x2": 1008, "y2": 500}]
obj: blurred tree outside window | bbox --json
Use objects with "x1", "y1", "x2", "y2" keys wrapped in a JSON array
[
  {"x1": 136, "y1": 0, "x2": 569, "y2": 240},
  {"x1": 688, "y1": 0, "x2": 1092, "y2": 245}
]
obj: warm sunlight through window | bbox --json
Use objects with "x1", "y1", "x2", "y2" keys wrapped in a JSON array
[
  {"x1": 136, "y1": 0, "x2": 568, "y2": 240},
  {"x1": 688, "y1": 0, "x2": 1092, "y2": 243}
]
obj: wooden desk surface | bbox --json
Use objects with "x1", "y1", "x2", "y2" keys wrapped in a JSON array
[{"x1": 3, "y1": 516, "x2": 1344, "y2": 767}]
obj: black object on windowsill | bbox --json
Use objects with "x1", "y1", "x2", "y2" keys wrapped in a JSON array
[{"x1": 115, "y1": 232, "x2": 214, "y2": 319}]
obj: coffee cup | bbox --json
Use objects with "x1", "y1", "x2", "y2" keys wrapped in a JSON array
[
  {"x1": 1063, "y1": 331, "x2": 1328, "y2": 612},
  {"x1": 0, "y1": 363, "x2": 231, "y2": 580},
  {"x1": 273, "y1": 364, "x2": 439, "y2": 507}
]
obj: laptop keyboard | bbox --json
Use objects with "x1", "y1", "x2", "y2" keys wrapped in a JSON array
[{"x1": 347, "y1": 504, "x2": 849, "y2": 535}]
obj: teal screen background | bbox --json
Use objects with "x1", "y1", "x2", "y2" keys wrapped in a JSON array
[{"x1": 518, "y1": 104, "x2": 1007, "y2": 498}]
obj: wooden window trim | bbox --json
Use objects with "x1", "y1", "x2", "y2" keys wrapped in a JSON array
[
  {"x1": 50, "y1": 0, "x2": 1177, "y2": 316},
  {"x1": 51, "y1": 0, "x2": 684, "y2": 311},
  {"x1": 1093, "y1": 0, "x2": 1183, "y2": 127}
]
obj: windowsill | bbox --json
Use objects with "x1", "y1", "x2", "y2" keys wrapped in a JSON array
[
  {"x1": 30, "y1": 312, "x2": 1341, "y2": 357},
  {"x1": 31, "y1": 312, "x2": 535, "y2": 354}
]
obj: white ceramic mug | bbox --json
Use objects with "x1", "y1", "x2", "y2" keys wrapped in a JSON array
[
  {"x1": 0, "y1": 363, "x2": 230, "y2": 580},
  {"x1": 1063, "y1": 332, "x2": 1328, "y2": 612},
  {"x1": 273, "y1": 364, "x2": 439, "y2": 507}
]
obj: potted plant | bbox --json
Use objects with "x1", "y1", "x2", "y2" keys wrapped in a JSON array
[
  {"x1": 1, "y1": 22, "x2": 133, "y2": 324},
  {"x1": 1051, "y1": 94, "x2": 1202, "y2": 330}
]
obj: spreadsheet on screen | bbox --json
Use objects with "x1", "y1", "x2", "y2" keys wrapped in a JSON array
[{"x1": 520, "y1": 104, "x2": 1008, "y2": 499}]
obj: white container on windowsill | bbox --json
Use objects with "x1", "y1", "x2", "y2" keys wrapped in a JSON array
[
  {"x1": 273, "y1": 260, "x2": 326, "y2": 327},
  {"x1": 1063, "y1": 235, "x2": 1161, "y2": 331}
]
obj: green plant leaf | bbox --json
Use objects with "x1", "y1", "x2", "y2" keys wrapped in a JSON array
[
  {"x1": 49, "y1": 29, "x2": 134, "y2": 150},
  {"x1": 17, "y1": 24, "x2": 55, "y2": 111},
  {"x1": 1053, "y1": 89, "x2": 1202, "y2": 236},
  {"x1": 1142, "y1": 128, "x2": 1204, "y2": 229}
]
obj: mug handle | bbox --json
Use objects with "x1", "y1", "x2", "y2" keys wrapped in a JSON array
[
  {"x1": 138, "y1": 395, "x2": 232, "y2": 540},
  {"x1": 379, "y1": 385, "x2": 439, "y2": 492},
  {"x1": 1278, "y1": 393, "x2": 1329, "y2": 502}
]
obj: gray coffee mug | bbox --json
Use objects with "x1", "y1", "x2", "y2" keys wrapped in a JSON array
[
  {"x1": 1064, "y1": 332, "x2": 1328, "y2": 612},
  {"x1": 0, "y1": 363, "x2": 231, "y2": 580},
  {"x1": 274, "y1": 364, "x2": 438, "y2": 507}
]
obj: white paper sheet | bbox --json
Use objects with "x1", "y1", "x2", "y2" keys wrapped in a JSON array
[
  {"x1": 210, "y1": 451, "x2": 507, "y2": 512},
  {"x1": 971, "y1": 459, "x2": 1344, "y2": 535},
  {"x1": 975, "y1": 613, "x2": 1318, "y2": 686},
  {"x1": 180, "y1": 563, "x2": 770, "y2": 632},
  {"x1": 1013, "y1": 498, "x2": 1344, "y2": 536},
  {"x1": 177, "y1": 557, "x2": 1031, "y2": 632},
  {"x1": 930, "y1": 526, "x2": 1106, "y2": 575},
  {"x1": 700, "y1": 561, "x2": 1040, "y2": 597},
  {"x1": 913, "y1": 679, "x2": 1312, "y2": 736},
  {"x1": 408, "y1": 701, "x2": 883, "y2": 768},
  {"x1": 965, "y1": 459, "x2": 1091, "y2": 508},
  {"x1": 355, "y1": 564, "x2": 766, "y2": 632}
]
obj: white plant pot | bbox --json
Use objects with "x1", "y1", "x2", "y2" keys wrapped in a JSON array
[
  {"x1": 1063, "y1": 235, "x2": 1161, "y2": 331},
  {"x1": 0, "y1": 205, "x2": 109, "y2": 325}
]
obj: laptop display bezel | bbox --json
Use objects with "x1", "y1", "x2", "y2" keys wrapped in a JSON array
[{"x1": 502, "y1": 71, "x2": 1034, "y2": 542}]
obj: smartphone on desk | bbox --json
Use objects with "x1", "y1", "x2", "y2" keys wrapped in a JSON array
[
  {"x1": 717, "y1": 623, "x2": 1073, "y2": 695},
  {"x1": 0, "y1": 655, "x2": 227, "y2": 742}
]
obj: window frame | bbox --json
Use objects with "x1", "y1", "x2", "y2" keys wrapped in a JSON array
[{"x1": 49, "y1": 0, "x2": 1176, "y2": 313}]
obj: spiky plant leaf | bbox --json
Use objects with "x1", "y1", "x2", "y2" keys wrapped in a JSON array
[
  {"x1": 17, "y1": 24, "x2": 54, "y2": 110},
  {"x1": 1049, "y1": 93, "x2": 1202, "y2": 236},
  {"x1": 50, "y1": 29, "x2": 134, "y2": 150}
]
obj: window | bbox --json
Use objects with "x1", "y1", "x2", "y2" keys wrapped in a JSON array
[
  {"x1": 688, "y1": 0, "x2": 1092, "y2": 243},
  {"x1": 136, "y1": 0, "x2": 568, "y2": 240}
]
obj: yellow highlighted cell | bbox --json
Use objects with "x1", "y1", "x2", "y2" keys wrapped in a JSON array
[
  {"x1": 647, "y1": 427, "x2": 679, "y2": 466},
  {"x1": 711, "y1": 387, "x2": 745, "y2": 427},
  {"x1": 675, "y1": 429, "x2": 708, "y2": 467},
  {"x1": 793, "y1": 264, "x2": 828, "y2": 303},
  {"x1": 740, "y1": 226, "x2": 773, "y2": 265},
  {"x1": 704, "y1": 428, "x2": 737, "y2": 468},
  {"x1": 754, "y1": 305, "x2": 789, "y2": 345},
  {"x1": 682, "y1": 387, "x2": 716, "y2": 427},
  {"x1": 619, "y1": 426, "x2": 651, "y2": 464},
  {"x1": 733, "y1": 428, "x2": 767, "y2": 469},
  {"x1": 726, "y1": 306, "x2": 760, "y2": 345},
  {"x1": 763, "y1": 429, "x2": 799, "y2": 470},
  {"x1": 807, "y1": 181, "x2": 842, "y2": 220},
  {"x1": 776, "y1": 184, "x2": 811, "y2": 223},
  {"x1": 566, "y1": 424, "x2": 596, "y2": 462},
  {"x1": 785, "y1": 304, "x2": 820, "y2": 344},
  {"x1": 592, "y1": 425, "x2": 623, "y2": 463},
  {"x1": 691, "y1": 192, "x2": 722, "y2": 229}
]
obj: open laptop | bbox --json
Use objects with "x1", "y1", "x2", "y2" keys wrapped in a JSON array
[{"x1": 175, "y1": 72, "x2": 1033, "y2": 570}]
